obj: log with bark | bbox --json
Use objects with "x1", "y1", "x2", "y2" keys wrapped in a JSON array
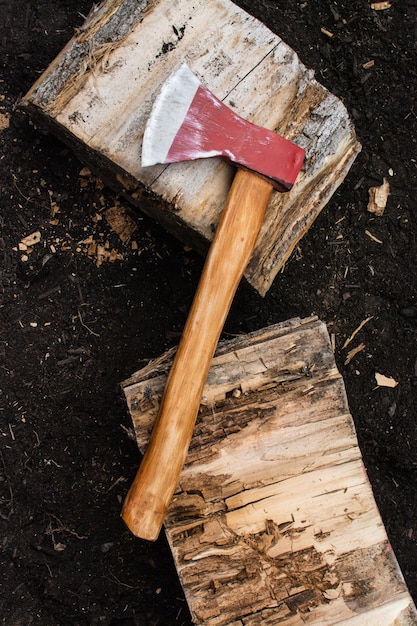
[{"x1": 21, "y1": 0, "x2": 360, "y2": 295}]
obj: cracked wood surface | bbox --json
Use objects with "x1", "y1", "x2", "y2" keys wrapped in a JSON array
[
  {"x1": 21, "y1": 0, "x2": 360, "y2": 295},
  {"x1": 122, "y1": 316, "x2": 417, "y2": 625}
]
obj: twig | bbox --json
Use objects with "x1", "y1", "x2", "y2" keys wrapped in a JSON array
[
  {"x1": 106, "y1": 475, "x2": 127, "y2": 493},
  {"x1": 46, "y1": 513, "x2": 88, "y2": 541},
  {"x1": 10, "y1": 172, "x2": 32, "y2": 203},
  {"x1": 345, "y1": 343, "x2": 366, "y2": 365},
  {"x1": 78, "y1": 308, "x2": 100, "y2": 337},
  {"x1": 105, "y1": 571, "x2": 142, "y2": 590},
  {"x1": 343, "y1": 316, "x2": 374, "y2": 349},
  {"x1": 38, "y1": 285, "x2": 61, "y2": 300},
  {"x1": 8, "y1": 423, "x2": 15, "y2": 441},
  {"x1": 33, "y1": 430, "x2": 41, "y2": 448}
]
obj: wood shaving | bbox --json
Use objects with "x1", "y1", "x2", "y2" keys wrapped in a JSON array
[
  {"x1": 345, "y1": 343, "x2": 365, "y2": 365},
  {"x1": 368, "y1": 178, "x2": 390, "y2": 216},
  {"x1": 343, "y1": 316, "x2": 374, "y2": 349}
]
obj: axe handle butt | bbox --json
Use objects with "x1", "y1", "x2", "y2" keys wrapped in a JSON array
[{"x1": 121, "y1": 169, "x2": 273, "y2": 541}]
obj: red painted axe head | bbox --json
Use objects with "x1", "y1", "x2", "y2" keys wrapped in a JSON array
[{"x1": 142, "y1": 63, "x2": 305, "y2": 191}]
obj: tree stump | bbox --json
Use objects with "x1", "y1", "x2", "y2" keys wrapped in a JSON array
[
  {"x1": 21, "y1": 0, "x2": 360, "y2": 295},
  {"x1": 122, "y1": 316, "x2": 417, "y2": 625}
]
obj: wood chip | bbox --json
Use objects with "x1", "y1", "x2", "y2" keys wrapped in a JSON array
[
  {"x1": 345, "y1": 343, "x2": 365, "y2": 365},
  {"x1": 371, "y1": 1, "x2": 391, "y2": 10},
  {"x1": 323, "y1": 586, "x2": 341, "y2": 601},
  {"x1": 321, "y1": 27, "x2": 334, "y2": 37},
  {"x1": 20, "y1": 231, "x2": 41, "y2": 247},
  {"x1": 50, "y1": 200, "x2": 60, "y2": 218},
  {"x1": 375, "y1": 373, "x2": 398, "y2": 388},
  {"x1": 105, "y1": 205, "x2": 137, "y2": 243},
  {"x1": 362, "y1": 60, "x2": 375, "y2": 70},
  {"x1": 0, "y1": 112, "x2": 10, "y2": 131},
  {"x1": 368, "y1": 178, "x2": 390, "y2": 216}
]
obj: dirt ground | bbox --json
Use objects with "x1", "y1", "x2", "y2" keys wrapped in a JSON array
[{"x1": 0, "y1": 1, "x2": 416, "y2": 624}]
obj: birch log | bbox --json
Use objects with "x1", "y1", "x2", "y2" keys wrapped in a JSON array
[
  {"x1": 21, "y1": 0, "x2": 360, "y2": 295},
  {"x1": 122, "y1": 316, "x2": 417, "y2": 625}
]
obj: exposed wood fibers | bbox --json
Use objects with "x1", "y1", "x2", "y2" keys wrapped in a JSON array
[{"x1": 122, "y1": 317, "x2": 417, "y2": 625}]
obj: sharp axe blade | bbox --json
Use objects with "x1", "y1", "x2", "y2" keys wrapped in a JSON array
[{"x1": 142, "y1": 63, "x2": 305, "y2": 191}]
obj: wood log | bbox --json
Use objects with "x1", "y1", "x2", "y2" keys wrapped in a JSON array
[
  {"x1": 21, "y1": 0, "x2": 360, "y2": 295},
  {"x1": 122, "y1": 316, "x2": 417, "y2": 625}
]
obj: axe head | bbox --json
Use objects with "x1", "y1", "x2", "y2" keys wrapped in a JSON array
[{"x1": 142, "y1": 63, "x2": 305, "y2": 191}]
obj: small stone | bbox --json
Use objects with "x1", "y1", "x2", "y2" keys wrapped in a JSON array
[
  {"x1": 100, "y1": 542, "x2": 114, "y2": 553},
  {"x1": 388, "y1": 402, "x2": 397, "y2": 418}
]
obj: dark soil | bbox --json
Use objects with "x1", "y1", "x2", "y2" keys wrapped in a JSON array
[{"x1": 1, "y1": 1, "x2": 416, "y2": 624}]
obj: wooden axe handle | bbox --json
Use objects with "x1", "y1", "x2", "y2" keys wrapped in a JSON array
[{"x1": 121, "y1": 169, "x2": 273, "y2": 540}]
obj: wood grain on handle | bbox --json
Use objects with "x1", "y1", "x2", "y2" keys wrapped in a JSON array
[{"x1": 121, "y1": 169, "x2": 273, "y2": 540}]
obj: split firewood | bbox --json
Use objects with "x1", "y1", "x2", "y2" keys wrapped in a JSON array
[{"x1": 122, "y1": 316, "x2": 415, "y2": 624}]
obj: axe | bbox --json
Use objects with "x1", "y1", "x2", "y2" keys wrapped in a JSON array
[{"x1": 122, "y1": 63, "x2": 305, "y2": 540}]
